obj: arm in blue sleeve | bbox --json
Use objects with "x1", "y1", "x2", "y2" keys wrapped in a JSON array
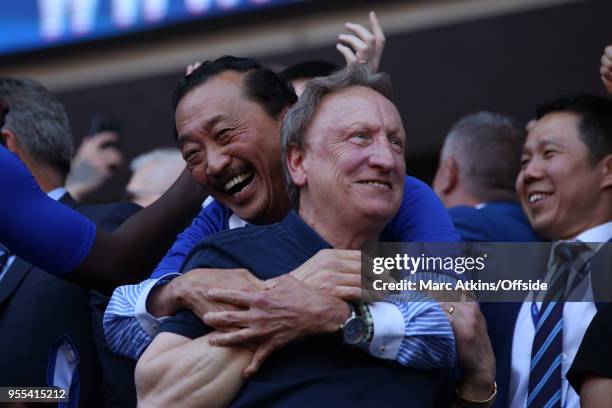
[
  {"x1": 0, "y1": 145, "x2": 95, "y2": 275},
  {"x1": 372, "y1": 176, "x2": 457, "y2": 367},
  {"x1": 382, "y1": 176, "x2": 460, "y2": 243},
  {"x1": 104, "y1": 276, "x2": 180, "y2": 359},
  {"x1": 150, "y1": 202, "x2": 227, "y2": 279},
  {"x1": 103, "y1": 202, "x2": 228, "y2": 358}
]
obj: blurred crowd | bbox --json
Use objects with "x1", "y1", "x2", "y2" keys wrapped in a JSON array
[{"x1": 0, "y1": 11, "x2": 611, "y2": 408}]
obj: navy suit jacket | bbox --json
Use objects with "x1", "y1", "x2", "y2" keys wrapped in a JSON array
[
  {"x1": 449, "y1": 201, "x2": 541, "y2": 242},
  {"x1": 0, "y1": 193, "x2": 140, "y2": 408}
]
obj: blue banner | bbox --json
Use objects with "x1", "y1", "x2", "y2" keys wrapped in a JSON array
[{"x1": 0, "y1": 0, "x2": 305, "y2": 56}]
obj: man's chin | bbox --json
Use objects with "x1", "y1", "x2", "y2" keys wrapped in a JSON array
[
  {"x1": 360, "y1": 207, "x2": 398, "y2": 223},
  {"x1": 229, "y1": 202, "x2": 267, "y2": 225},
  {"x1": 530, "y1": 217, "x2": 555, "y2": 240}
]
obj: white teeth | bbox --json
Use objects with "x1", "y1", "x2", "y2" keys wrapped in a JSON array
[
  {"x1": 224, "y1": 172, "x2": 253, "y2": 192},
  {"x1": 364, "y1": 181, "x2": 389, "y2": 188},
  {"x1": 528, "y1": 193, "x2": 551, "y2": 203}
]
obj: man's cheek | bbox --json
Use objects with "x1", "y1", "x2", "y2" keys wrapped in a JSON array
[{"x1": 191, "y1": 169, "x2": 210, "y2": 188}]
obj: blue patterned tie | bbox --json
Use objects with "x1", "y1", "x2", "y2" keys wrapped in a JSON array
[{"x1": 527, "y1": 242, "x2": 592, "y2": 408}]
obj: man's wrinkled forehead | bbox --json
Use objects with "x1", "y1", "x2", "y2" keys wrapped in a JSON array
[{"x1": 312, "y1": 86, "x2": 404, "y2": 134}]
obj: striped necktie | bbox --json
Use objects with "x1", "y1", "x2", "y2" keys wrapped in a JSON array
[{"x1": 526, "y1": 242, "x2": 593, "y2": 408}]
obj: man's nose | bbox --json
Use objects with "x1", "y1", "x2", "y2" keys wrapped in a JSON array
[
  {"x1": 206, "y1": 148, "x2": 231, "y2": 177},
  {"x1": 522, "y1": 156, "x2": 544, "y2": 182},
  {"x1": 368, "y1": 139, "x2": 397, "y2": 171}
]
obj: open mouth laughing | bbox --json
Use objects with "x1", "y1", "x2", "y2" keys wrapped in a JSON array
[
  {"x1": 223, "y1": 170, "x2": 255, "y2": 196},
  {"x1": 213, "y1": 165, "x2": 256, "y2": 202},
  {"x1": 527, "y1": 192, "x2": 552, "y2": 204}
]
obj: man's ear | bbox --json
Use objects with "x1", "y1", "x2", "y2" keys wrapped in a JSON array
[
  {"x1": 0, "y1": 128, "x2": 20, "y2": 154},
  {"x1": 436, "y1": 156, "x2": 459, "y2": 195},
  {"x1": 286, "y1": 144, "x2": 307, "y2": 188},
  {"x1": 599, "y1": 153, "x2": 612, "y2": 190}
]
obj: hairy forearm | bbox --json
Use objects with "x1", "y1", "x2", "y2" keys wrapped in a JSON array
[
  {"x1": 136, "y1": 333, "x2": 251, "y2": 408},
  {"x1": 73, "y1": 169, "x2": 206, "y2": 292}
]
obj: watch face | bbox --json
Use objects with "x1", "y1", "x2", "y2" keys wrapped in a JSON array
[{"x1": 343, "y1": 317, "x2": 367, "y2": 345}]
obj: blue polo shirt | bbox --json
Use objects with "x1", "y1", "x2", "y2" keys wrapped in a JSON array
[
  {"x1": 0, "y1": 145, "x2": 95, "y2": 276},
  {"x1": 161, "y1": 211, "x2": 451, "y2": 408}
]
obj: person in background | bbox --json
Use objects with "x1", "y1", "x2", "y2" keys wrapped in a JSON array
[
  {"x1": 187, "y1": 11, "x2": 385, "y2": 95},
  {"x1": 66, "y1": 131, "x2": 123, "y2": 202},
  {"x1": 432, "y1": 111, "x2": 541, "y2": 407},
  {"x1": 433, "y1": 111, "x2": 540, "y2": 242},
  {"x1": 280, "y1": 60, "x2": 340, "y2": 95},
  {"x1": 484, "y1": 94, "x2": 612, "y2": 408},
  {"x1": 282, "y1": 11, "x2": 385, "y2": 96},
  {"x1": 0, "y1": 101, "x2": 207, "y2": 292},
  {"x1": 563, "y1": 44, "x2": 612, "y2": 408},
  {"x1": 0, "y1": 78, "x2": 140, "y2": 407},
  {"x1": 336, "y1": 11, "x2": 385, "y2": 74},
  {"x1": 126, "y1": 148, "x2": 184, "y2": 207}
]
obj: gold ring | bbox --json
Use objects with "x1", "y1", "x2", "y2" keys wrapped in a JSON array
[{"x1": 448, "y1": 305, "x2": 455, "y2": 315}]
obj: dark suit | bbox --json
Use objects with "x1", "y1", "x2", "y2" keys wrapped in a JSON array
[
  {"x1": 449, "y1": 201, "x2": 541, "y2": 242},
  {"x1": 0, "y1": 193, "x2": 140, "y2": 408}
]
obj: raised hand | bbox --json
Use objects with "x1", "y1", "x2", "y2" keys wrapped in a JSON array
[{"x1": 336, "y1": 11, "x2": 386, "y2": 73}]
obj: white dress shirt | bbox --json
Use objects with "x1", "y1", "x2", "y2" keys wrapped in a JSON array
[{"x1": 509, "y1": 221, "x2": 612, "y2": 408}]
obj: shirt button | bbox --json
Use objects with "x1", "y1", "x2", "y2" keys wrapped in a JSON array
[
  {"x1": 561, "y1": 353, "x2": 567, "y2": 361},
  {"x1": 379, "y1": 346, "x2": 386, "y2": 353}
]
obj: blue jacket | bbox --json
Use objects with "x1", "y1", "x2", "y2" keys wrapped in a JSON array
[{"x1": 449, "y1": 201, "x2": 541, "y2": 242}]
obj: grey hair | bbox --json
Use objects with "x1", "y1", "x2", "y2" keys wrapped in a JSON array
[
  {"x1": 0, "y1": 78, "x2": 73, "y2": 178},
  {"x1": 442, "y1": 111, "x2": 526, "y2": 202},
  {"x1": 280, "y1": 64, "x2": 393, "y2": 208},
  {"x1": 130, "y1": 148, "x2": 183, "y2": 172}
]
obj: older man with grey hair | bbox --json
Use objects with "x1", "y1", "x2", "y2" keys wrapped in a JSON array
[
  {"x1": 433, "y1": 111, "x2": 540, "y2": 242},
  {"x1": 126, "y1": 148, "x2": 184, "y2": 207},
  {"x1": 134, "y1": 65, "x2": 459, "y2": 408}
]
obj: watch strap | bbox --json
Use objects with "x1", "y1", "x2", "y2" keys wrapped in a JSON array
[{"x1": 357, "y1": 301, "x2": 374, "y2": 347}]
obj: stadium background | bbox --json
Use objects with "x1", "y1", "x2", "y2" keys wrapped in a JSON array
[{"x1": 1, "y1": 0, "x2": 610, "y2": 202}]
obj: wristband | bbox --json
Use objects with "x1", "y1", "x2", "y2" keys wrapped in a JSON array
[{"x1": 455, "y1": 381, "x2": 497, "y2": 408}]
